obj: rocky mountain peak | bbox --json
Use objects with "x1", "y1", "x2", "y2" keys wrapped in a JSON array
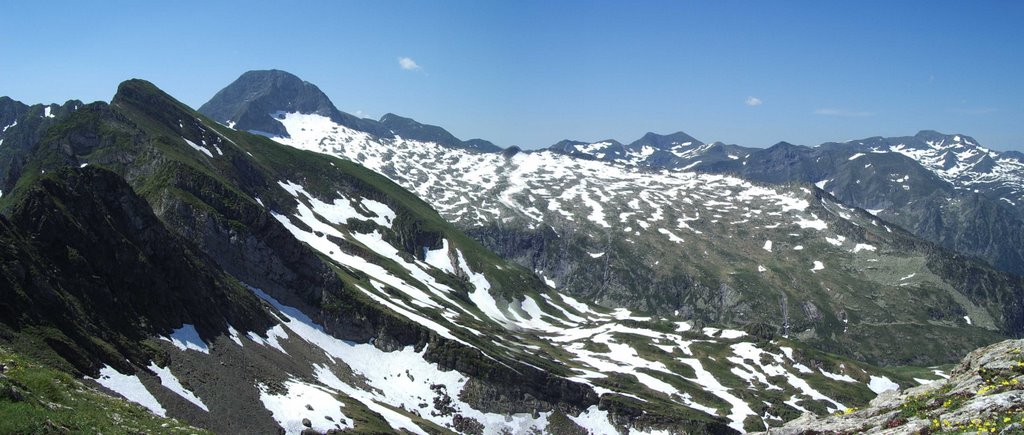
[
  {"x1": 915, "y1": 130, "x2": 982, "y2": 149},
  {"x1": 628, "y1": 131, "x2": 702, "y2": 150},
  {"x1": 377, "y1": 112, "x2": 502, "y2": 152},
  {"x1": 199, "y1": 71, "x2": 501, "y2": 152},
  {"x1": 197, "y1": 69, "x2": 345, "y2": 137}
]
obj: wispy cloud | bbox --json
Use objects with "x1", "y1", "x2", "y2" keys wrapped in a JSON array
[
  {"x1": 745, "y1": 96, "x2": 763, "y2": 107},
  {"x1": 398, "y1": 57, "x2": 421, "y2": 71},
  {"x1": 814, "y1": 108, "x2": 874, "y2": 117}
]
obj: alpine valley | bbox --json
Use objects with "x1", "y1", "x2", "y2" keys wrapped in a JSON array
[{"x1": 0, "y1": 70, "x2": 1020, "y2": 435}]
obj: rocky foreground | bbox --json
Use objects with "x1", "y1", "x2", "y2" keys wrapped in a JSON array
[{"x1": 762, "y1": 339, "x2": 1024, "y2": 434}]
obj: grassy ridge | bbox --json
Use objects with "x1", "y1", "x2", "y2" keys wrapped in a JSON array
[{"x1": 0, "y1": 346, "x2": 210, "y2": 434}]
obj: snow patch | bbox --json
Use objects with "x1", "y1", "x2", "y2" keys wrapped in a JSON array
[
  {"x1": 183, "y1": 137, "x2": 213, "y2": 158},
  {"x1": 91, "y1": 365, "x2": 166, "y2": 417},
  {"x1": 852, "y1": 243, "x2": 876, "y2": 253},
  {"x1": 867, "y1": 376, "x2": 899, "y2": 394},
  {"x1": 148, "y1": 363, "x2": 208, "y2": 411},
  {"x1": 258, "y1": 380, "x2": 352, "y2": 434},
  {"x1": 161, "y1": 324, "x2": 209, "y2": 354},
  {"x1": 423, "y1": 239, "x2": 455, "y2": 274}
]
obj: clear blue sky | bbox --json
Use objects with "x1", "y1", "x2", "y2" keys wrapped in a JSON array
[{"x1": 3, "y1": 1, "x2": 1022, "y2": 150}]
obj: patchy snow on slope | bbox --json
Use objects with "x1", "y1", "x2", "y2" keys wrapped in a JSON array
[
  {"x1": 277, "y1": 180, "x2": 393, "y2": 228},
  {"x1": 819, "y1": 368, "x2": 857, "y2": 383},
  {"x1": 247, "y1": 325, "x2": 289, "y2": 354},
  {"x1": 852, "y1": 243, "x2": 877, "y2": 253},
  {"x1": 269, "y1": 208, "x2": 465, "y2": 340},
  {"x1": 183, "y1": 137, "x2": 213, "y2": 158},
  {"x1": 362, "y1": 198, "x2": 396, "y2": 227},
  {"x1": 677, "y1": 357, "x2": 755, "y2": 432},
  {"x1": 794, "y1": 215, "x2": 828, "y2": 230},
  {"x1": 763, "y1": 240, "x2": 773, "y2": 252},
  {"x1": 226, "y1": 325, "x2": 244, "y2": 346},
  {"x1": 811, "y1": 261, "x2": 825, "y2": 272},
  {"x1": 257, "y1": 109, "x2": 934, "y2": 432},
  {"x1": 567, "y1": 406, "x2": 620, "y2": 434},
  {"x1": 258, "y1": 380, "x2": 352, "y2": 434},
  {"x1": 423, "y1": 239, "x2": 455, "y2": 273},
  {"x1": 658, "y1": 228, "x2": 684, "y2": 243},
  {"x1": 161, "y1": 324, "x2": 210, "y2": 354},
  {"x1": 148, "y1": 363, "x2": 209, "y2": 411},
  {"x1": 250, "y1": 284, "x2": 562, "y2": 434},
  {"x1": 92, "y1": 365, "x2": 166, "y2": 417},
  {"x1": 867, "y1": 375, "x2": 900, "y2": 394},
  {"x1": 456, "y1": 250, "x2": 511, "y2": 325}
]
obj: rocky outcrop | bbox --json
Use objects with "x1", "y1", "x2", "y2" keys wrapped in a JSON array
[
  {"x1": 760, "y1": 339, "x2": 1024, "y2": 434},
  {"x1": 0, "y1": 167, "x2": 275, "y2": 374}
]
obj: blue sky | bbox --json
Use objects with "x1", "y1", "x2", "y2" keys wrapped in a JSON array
[{"x1": 3, "y1": 1, "x2": 1022, "y2": 150}]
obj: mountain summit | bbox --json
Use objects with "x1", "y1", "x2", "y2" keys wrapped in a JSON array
[
  {"x1": 198, "y1": 69, "x2": 376, "y2": 136},
  {"x1": 200, "y1": 69, "x2": 501, "y2": 152}
]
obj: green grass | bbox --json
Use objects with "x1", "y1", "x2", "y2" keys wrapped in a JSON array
[{"x1": 0, "y1": 346, "x2": 210, "y2": 434}]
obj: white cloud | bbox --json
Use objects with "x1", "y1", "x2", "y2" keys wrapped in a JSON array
[
  {"x1": 814, "y1": 108, "x2": 874, "y2": 117},
  {"x1": 745, "y1": 96, "x2": 763, "y2": 106},
  {"x1": 398, "y1": 57, "x2": 421, "y2": 71}
]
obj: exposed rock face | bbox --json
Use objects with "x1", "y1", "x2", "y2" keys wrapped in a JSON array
[
  {"x1": 760, "y1": 339, "x2": 1024, "y2": 434},
  {"x1": 198, "y1": 69, "x2": 356, "y2": 137},
  {"x1": 0, "y1": 167, "x2": 274, "y2": 374}
]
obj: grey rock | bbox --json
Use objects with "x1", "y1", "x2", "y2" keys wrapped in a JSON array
[{"x1": 757, "y1": 339, "x2": 1024, "y2": 434}]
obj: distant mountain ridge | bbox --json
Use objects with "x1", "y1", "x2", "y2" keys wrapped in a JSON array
[
  {"x1": 699, "y1": 132, "x2": 1024, "y2": 277},
  {"x1": 546, "y1": 128, "x2": 1024, "y2": 277},
  {"x1": 199, "y1": 69, "x2": 500, "y2": 152}
]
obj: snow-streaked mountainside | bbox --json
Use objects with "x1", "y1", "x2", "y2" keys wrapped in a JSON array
[
  {"x1": 549, "y1": 131, "x2": 753, "y2": 171},
  {"x1": 828, "y1": 132, "x2": 1024, "y2": 207},
  {"x1": 546, "y1": 128, "x2": 1024, "y2": 278},
  {"x1": 258, "y1": 108, "x2": 1021, "y2": 367},
  {"x1": 548, "y1": 129, "x2": 1024, "y2": 212},
  {"x1": 0, "y1": 79, "x2": 956, "y2": 434}
]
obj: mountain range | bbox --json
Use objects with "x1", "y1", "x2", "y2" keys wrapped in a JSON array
[
  {"x1": 0, "y1": 70, "x2": 1019, "y2": 434},
  {"x1": 546, "y1": 128, "x2": 1024, "y2": 278},
  {"x1": 201, "y1": 70, "x2": 1023, "y2": 365}
]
